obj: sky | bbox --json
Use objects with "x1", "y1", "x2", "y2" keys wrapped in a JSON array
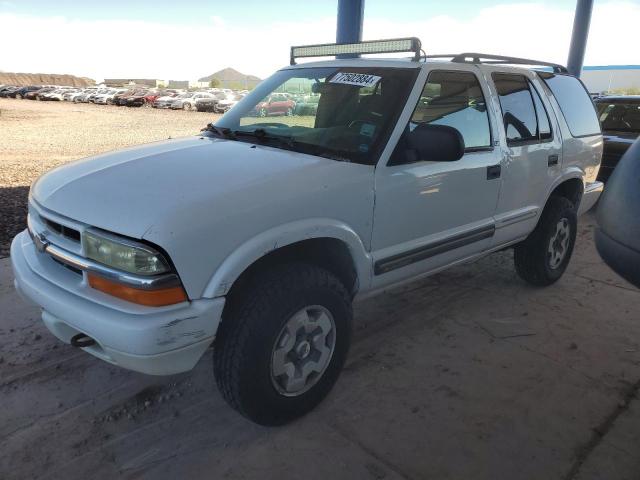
[{"x1": 0, "y1": 0, "x2": 638, "y2": 82}]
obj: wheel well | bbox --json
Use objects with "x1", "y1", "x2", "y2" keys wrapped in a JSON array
[
  {"x1": 226, "y1": 238, "x2": 359, "y2": 303},
  {"x1": 550, "y1": 178, "x2": 583, "y2": 208}
]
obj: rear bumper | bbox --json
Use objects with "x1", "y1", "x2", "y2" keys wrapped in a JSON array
[
  {"x1": 578, "y1": 181, "x2": 604, "y2": 215},
  {"x1": 11, "y1": 230, "x2": 225, "y2": 375}
]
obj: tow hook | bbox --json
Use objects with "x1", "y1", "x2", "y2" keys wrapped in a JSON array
[{"x1": 70, "y1": 333, "x2": 96, "y2": 348}]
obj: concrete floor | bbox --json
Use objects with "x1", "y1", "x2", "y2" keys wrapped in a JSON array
[{"x1": 1, "y1": 212, "x2": 639, "y2": 480}]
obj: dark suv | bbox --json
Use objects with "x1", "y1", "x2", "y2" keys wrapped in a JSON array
[{"x1": 594, "y1": 96, "x2": 640, "y2": 182}]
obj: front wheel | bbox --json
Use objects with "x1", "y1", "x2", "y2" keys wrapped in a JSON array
[
  {"x1": 514, "y1": 196, "x2": 577, "y2": 286},
  {"x1": 213, "y1": 263, "x2": 352, "y2": 425},
  {"x1": 183, "y1": 102, "x2": 192, "y2": 111}
]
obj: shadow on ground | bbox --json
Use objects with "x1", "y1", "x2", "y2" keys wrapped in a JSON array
[{"x1": 0, "y1": 185, "x2": 29, "y2": 257}]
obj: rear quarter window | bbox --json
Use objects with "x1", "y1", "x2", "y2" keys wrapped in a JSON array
[{"x1": 539, "y1": 73, "x2": 601, "y2": 137}]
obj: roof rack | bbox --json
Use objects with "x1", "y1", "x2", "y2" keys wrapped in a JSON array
[{"x1": 423, "y1": 52, "x2": 568, "y2": 74}]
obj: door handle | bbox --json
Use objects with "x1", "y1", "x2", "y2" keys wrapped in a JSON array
[
  {"x1": 548, "y1": 154, "x2": 559, "y2": 166},
  {"x1": 487, "y1": 164, "x2": 501, "y2": 180}
]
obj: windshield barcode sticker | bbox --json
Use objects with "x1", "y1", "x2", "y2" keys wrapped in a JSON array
[{"x1": 330, "y1": 73, "x2": 381, "y2": 87}]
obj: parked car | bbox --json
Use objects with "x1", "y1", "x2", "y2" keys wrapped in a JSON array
[
  {"x1": 125, "y1": 90, "x2": 150, "y2": 107},
  {"x1": 63, "y1": 89, "x2": 88, "y2": 102},
  {"x1": 143, "y1": 89, "x2": 169, "y2": 106},
  {"x1": 24, "y1": 87, "x2": 54, "y2": 100},
  {"x1": 94, "y1": 89, "x2": 126, "y2": 104},
  {"x1": 45, "y1": 89, "x2": 77, "y2": 101},
  {"x1": 213, "y1": 93, "x2": 245, "y2": 113},
  {"x1": 10, "y1": 85, "x2": 41, "y2": 99},
  {"x1": 170, "y1": 92, "x2": 215, "y2": 111},
  {"x1": 0, "y1": 85, "x2": 18, "y2": 97},
  {"x1": 152, "y1": 93, "x2": 178, "y2": 109},
  {"x1": 593, "y1": 96, "x2": 640, "y2": 182},
  {"x1": 195, "y1": 92, "x2": 226, "y2": 112},
  {"x1": 252, "y1": 93, "x2": 296, "y2": 117},
  {"x1": 112, "y1": 89, "x2": 135, "y2": 106},
  {"x1": 11, "y1": 39, "x2": 603, "y2": 426},
  {"x1": 293, "y1": 94, "x2": 319, "y2": 115},
  {"x1": 86, "y1": 88, "x2": 110, "y2": 103}
]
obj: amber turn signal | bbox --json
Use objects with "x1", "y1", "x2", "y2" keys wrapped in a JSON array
[{"x1": 87, "y1": 274, "x2": 188, "y2": 307}]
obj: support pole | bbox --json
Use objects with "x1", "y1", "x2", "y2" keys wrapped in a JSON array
[
  {"x1": 336, "y1": 0, "x2": 365, "y2": 58},
  {"x1": 567, "y1": 0, "x2": 594, "y2": 77}
]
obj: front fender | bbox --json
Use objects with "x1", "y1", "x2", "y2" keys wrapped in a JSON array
[{"x1": 201, "y1": 218, "x2": 372, "y2": 298}]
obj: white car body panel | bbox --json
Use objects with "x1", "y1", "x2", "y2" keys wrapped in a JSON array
[
  {"x1": 30, "y1": 136, "x2": 376, "y2": 299},
  {"x1": 12, "y1": 56, "x2": 603, "y2": 375}
]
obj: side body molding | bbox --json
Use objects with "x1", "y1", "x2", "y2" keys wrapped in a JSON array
[{"x1": 201, "y1": 218, "x2": 373, "y2": 298}]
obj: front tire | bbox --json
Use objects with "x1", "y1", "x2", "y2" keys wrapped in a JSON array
[
  {"x1": 183, "y1": 102, "x2": 192, "y2": 111},
  {"x1": 213, "y1": 263, "x2": 352, "y2": 425},
  {"x1": 514, "y1": 196, "x2": 577, "y2": 286}
]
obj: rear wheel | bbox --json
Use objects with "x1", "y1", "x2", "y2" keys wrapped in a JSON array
[
  {"x1": 213, "y1": 263, "x2": 352, "y2": 425},
  {"x1": 258, "y1": 108, "x2": 267, "y2": 117},
  {"x1": 285, "y1": 107, "x2": 293, "y2": 116},
  {"x1": 514, "y1": 196, "x2": 577, "y2": 286}
]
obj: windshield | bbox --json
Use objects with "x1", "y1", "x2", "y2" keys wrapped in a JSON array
[
  {"x1": 211, "y1": 66, "x2": 418, "y2": 164},
  {"x1": 596, "y1": 100, "x2": 640, "y2": 133}
]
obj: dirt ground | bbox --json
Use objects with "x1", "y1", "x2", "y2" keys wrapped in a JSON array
[
  {"x1": 0, "y1": 98, "x2": 221, "y2": 256},
  {"x1": 1, "y1": 98, "x2": 640, "y2": 480}
]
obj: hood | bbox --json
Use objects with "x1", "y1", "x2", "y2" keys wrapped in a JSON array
[{"x1": 31, "y1": 136, "x2": 368, "y2": 240}]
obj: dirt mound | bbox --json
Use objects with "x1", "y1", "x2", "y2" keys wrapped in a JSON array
[
  {"x1": 198, "y1": 67, "x2": 261, "y2": 89},
  {"x1": 0, "y1": 72, "x2": 95, "y2": 87}
]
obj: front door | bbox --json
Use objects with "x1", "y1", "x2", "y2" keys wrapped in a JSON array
[{"x1": 371, "y1": 68, "x2": 502, "y2": 290}]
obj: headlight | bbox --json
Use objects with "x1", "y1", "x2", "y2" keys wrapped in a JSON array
[{"x1": 83, "y1": 229, "x2": 171, "y2": 275}]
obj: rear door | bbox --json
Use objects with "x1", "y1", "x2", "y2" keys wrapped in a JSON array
[{"x1": 483, "y1": 68, "x2": 562, "y2": 246}]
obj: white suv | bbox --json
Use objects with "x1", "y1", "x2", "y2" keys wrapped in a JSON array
[{"x1": 11, "y1": 38, "x2": 603, "y2": 425}]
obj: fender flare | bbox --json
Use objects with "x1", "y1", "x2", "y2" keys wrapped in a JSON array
[
  {"x1": 201, "y1": 218, "x2": 372, "y2": 298},
  {"x1": 544, "y1": 167, "x2": 585, "y2": 206}
]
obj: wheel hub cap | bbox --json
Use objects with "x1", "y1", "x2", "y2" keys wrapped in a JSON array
[
  {"x1": 270, "y1": 305, "x2": 336, "y2": 397},
  {"x1": 548, "y1": 218, "x2": 570, "y2": 269}
]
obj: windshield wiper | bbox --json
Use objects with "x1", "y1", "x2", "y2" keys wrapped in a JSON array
[
  {"x1": 202, "y1": 124, "x2": 236, "y2": 140},
  {"x1": 233, "y1": 128, "x2": 296, "y2": 149}
]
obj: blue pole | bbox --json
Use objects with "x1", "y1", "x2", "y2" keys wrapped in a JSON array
[
  {"x1": 336, "y1": 0, "x2": 364, "y2": 58},
  {"x1": 567, "y1": 0, "x2": 594, "y2": 77}
]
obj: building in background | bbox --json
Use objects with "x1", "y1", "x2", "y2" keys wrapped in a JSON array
[{"x1": 580, "y1": 65, "x2": 640, "y2": 94}]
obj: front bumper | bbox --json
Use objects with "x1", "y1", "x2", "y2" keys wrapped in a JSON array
[
  {"x1": 578, "y1": 181, "x2": 604, "y2": 215},
  {"x1": 11, "y1": 230, "x2": 225, "y2": 375}
]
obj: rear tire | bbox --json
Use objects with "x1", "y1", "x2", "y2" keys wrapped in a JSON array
[
  {"x1": 514, "y1": 196, "x2": 577, "y2": 286},
  {"x1": 213, "y1": 263, "x2": 352, "y2": 425}
]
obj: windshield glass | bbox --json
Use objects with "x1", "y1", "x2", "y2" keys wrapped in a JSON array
[
  {"x1": 596, "y1": 100, "x2": 640, "y2": 133},
  {"x1": 212, "y1": 66, "x2": 418, "y2": 164}
]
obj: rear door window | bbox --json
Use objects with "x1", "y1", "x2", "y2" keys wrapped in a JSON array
[
  {"x1": 539, "y1": 73, "x2": 601, "y2": 137},
  {"x1": 492, "y1": 73, "x2": 538, "y2": 144},
  {"x1": 529, "y1": 82, "x2": 552, "y2": 140}
]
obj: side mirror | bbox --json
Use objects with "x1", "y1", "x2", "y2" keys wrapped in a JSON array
[{"x1": 407, "y1": 124, "x2": 465, "y2": 162}]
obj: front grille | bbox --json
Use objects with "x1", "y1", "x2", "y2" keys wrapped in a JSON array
[{"x1": 44, "y1": 218, "x2": 81, "y2": 242}]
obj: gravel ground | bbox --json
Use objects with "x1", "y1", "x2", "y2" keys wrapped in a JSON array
[{"x1": 0, "y1": 98, "x2": 221, "y2": 256}]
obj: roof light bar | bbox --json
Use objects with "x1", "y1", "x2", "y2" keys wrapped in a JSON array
[{"x1": 290, "y1": 37, "x2": 422, "y2": 65}]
